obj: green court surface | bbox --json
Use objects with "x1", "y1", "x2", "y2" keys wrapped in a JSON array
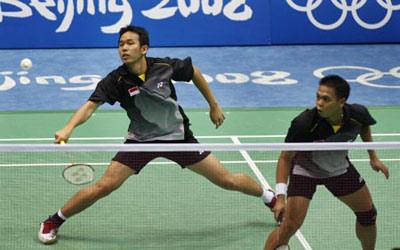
[{"x1": 0, "y1": 107, "x2": 399, "y2": 250}]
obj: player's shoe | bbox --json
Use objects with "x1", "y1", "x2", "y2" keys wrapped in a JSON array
[
  {"x1": 264, "y1": 189, "x2": 277, "y2": 209},
  {"x1": 38, "y1": 217, "x2": 59, "y2": 244}
]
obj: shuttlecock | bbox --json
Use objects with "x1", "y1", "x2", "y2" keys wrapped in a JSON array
[{"x1": 20, "y1": 58, "x2": 33, "y2": 70}]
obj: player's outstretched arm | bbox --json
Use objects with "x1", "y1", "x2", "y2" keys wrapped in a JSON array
[
  {"x1": 55, "y1": 101, "x2": 102, "y2": 143},
  {"x1": 191, "y1": 66, "x2": 225, "y2": 128},
  {"x1": 360, "y1": 126, "x2": 389, "y2": 179}
]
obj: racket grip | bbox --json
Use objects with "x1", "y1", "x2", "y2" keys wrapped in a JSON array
[{"x1": 277, "y1": 211, "x2": 284, "y2": 226}]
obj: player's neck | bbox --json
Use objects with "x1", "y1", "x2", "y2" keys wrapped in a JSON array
[
  {"x1": 327, "y1": 111, "x2": 343, "y2": 126},
  {"x1": 128, "y1": 56, "x2": 147, "y2": 76}
]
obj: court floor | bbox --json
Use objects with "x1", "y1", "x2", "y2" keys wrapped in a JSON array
[{"x1": 0, "y1": 107, "x2": 399, "y2": 249}]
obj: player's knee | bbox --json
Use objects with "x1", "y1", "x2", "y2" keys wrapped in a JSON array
[
  {"x1": 355, "y1": 205, "x2": 377, "y2": 226},
  {"x1": 282, "y1": 216, "x2": 302, "y2": 235}
]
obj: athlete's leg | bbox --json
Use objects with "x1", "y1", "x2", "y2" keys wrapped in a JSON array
[
  {"x1": 187, "y1": 154, "x2": 263, "y2": 197},
  {"x1": 61, "y1": 160, "x2": 135, "y2": 217},
  {"x1": 38, "y1": 161, "x2": 135, "y2": 244},
  {"x1": 264, "y1": 196, "x2": 310, "y2": 250},
  {"x1": 327, "y1": 165, "x2": 376, "y2": 250},
  {"x1": 338, "y1": 185, "x2": 376, "y2": 250}
]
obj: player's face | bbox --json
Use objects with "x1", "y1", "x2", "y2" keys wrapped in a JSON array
[
  {"x1": 118, "y1": 31, "x2": 148, "y2": 65},
  {"x1": 316, "y1": 85, "x2": 345, "y2": 119}
]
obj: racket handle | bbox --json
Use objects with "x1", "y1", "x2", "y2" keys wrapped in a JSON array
[{"x1": 277, "y1": 211, "x2": 284, "y2": 226}]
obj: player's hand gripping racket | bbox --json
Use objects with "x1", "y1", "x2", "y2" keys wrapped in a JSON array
[
  {"x1": 60, "y1": 141, "x2": 95, "y2": 185},
  {"x1": 273, "y1": 199, "x2": 290, "y2": 250}
]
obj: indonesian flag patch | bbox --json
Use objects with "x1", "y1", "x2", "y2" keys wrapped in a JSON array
[{"x1": 128, "y1": 86, "x2": 140, "y2": 96}]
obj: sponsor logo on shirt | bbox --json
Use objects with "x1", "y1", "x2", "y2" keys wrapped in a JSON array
[
  {"x1": 157, "y1": 81, "x2": 166, "y2": 89},
  {"x1": 128, "y1": 86, "x2": 140, "y2": 96}
]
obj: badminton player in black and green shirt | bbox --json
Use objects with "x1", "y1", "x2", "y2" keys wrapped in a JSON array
[
  {"x1": 264, "y1": 75, "x2": 389, "y2": 250},
  {"x1": 38, "y1": 25, "x2": 277, "y2": 244}
]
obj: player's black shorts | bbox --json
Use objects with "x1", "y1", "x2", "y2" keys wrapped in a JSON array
[
  {"x1": 112, "y1": 135, "x2": 211, "y2": 174},
  {"x1": 287, "y1": 164, "x2": 366, "y2": 199}
]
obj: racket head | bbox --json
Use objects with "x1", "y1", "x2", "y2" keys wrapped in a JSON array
[{"x1": 62, "y1": 164, "x2": 95, "y2": 185}]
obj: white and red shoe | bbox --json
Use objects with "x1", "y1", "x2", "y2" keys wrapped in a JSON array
[
  {"x1": 264, "y1": 189, "x2": 277, "y2": 209},
  {"x1": 38, "y1": 218, "x2": 59, "y2": 244}
]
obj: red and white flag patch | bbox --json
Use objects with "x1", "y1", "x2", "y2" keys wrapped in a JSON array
[{"x1": 128, "y1": 86, "x2": 140, "y2": 96}]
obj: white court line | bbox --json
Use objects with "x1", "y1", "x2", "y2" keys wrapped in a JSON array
[
  {"x1": 231, "y1": 137, "x2": 271, "y2": 188},
  {"x1": 231, "y1": 136, "x2": 313, "y2": 250},
  {"x1": 0, "y1": 133, "x2": 399, "y2": 142}
]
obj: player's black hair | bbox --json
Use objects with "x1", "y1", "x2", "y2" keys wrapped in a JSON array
[
  {"x1": 118, "y1": 25, "x2": 149, "y2": 47},
  {"x1": 319, "y1": 75, "x2": 350, "y2": 101}
]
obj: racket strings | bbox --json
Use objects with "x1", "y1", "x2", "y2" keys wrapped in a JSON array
[{"x1": 63, "y1": 164, "x2": 95, "y2": 185}]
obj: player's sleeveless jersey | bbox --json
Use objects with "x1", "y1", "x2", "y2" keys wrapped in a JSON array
[
  {"x1": 285, "y1": 104, "x2": 376, "y2": 178},
  {"x1": 89, "y1": 57, "x2": 194, "y2": 141}
]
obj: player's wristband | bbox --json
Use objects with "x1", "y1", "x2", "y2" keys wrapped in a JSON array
[{"x1": 275, "y1": 183, "x2": 287, "y2": 196}]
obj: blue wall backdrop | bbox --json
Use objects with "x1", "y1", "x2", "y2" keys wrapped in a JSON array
[
  {"x1": 0, "y1": 0, "x2": 399, "y2": 48},
  {"x1": 0, "y1": 0, "x2": 269, "y2": 48}
]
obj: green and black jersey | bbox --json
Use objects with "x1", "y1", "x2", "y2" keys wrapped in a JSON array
[
  {"x1": 285, "y1": 104, "x2": 376, "y2": 178},
  {"x1": 89, "y1": 57, "x2": 194, "y2": 141}
]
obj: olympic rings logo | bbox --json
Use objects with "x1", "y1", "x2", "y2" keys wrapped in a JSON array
[
  {"x1": 314, "y1": 66, "x2": 400, "y2": 88},
  {"x1": 286, "y1": 0, "x2": 400, "y2": 30}
]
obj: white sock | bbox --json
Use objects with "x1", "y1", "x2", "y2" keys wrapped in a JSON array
[
  {"x1": 57, "y1": 210, "x2": 68, "y2": 221},
  {"x1": 261, "y1": 189, "x2": 274, "y2": 204}
]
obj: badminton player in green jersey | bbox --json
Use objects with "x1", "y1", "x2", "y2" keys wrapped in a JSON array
[
  {"x1": 37, "y1": 25, "x2": 277, "y2": 244},
  {"x1": 264, "y1": 75, "x2": 389, "y2": 250}
]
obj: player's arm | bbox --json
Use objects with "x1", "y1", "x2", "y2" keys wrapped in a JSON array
[
  {"x1": 191, "y1": 66, "x2": 225, "y2": 128},
  {"x1": 55, "y1": 101, "x2": 102, "y2": 143},
  {"x1": 360, "y1": 126, "x2": 389, "y2": 179},
  {"x1": 273, "y1": 151, "x2": 295, "y2": 220}
]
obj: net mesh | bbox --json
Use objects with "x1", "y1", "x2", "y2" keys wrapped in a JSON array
[{"x1": 0, "y1": 142, "x2": 399, "y2": 250}]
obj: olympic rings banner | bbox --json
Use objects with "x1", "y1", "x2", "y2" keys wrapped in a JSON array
[
  {"x1": 0, "y1": 0, "x2": 399, "y2": 48},
  {"x1": 270, "y1": 0, "x2": 400, "y2": 44}
]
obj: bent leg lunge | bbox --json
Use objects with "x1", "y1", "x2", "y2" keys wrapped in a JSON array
[
  {"x1": 338, "y1": 185, "x2": 377, "y2": 250},
  {"x1": 38, "y1": 161, "x2": 134, "y2": 244}
]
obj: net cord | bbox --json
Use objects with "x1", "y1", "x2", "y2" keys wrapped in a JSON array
[{"x1": 0, "y1": 142, "x2": 399, "y2": 152}]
